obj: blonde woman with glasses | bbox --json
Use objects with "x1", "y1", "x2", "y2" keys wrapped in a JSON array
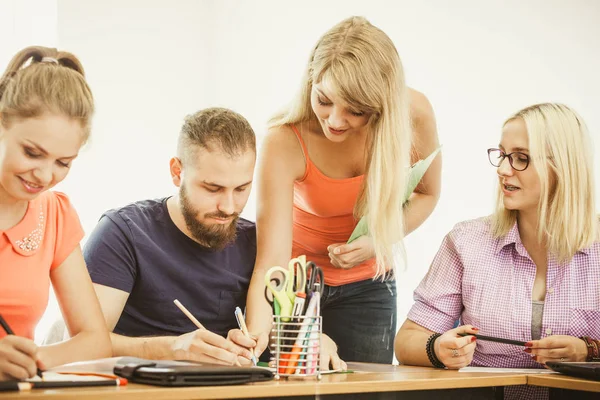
[
  {"x1": 246, "y1": 16, "x2": 441, "y2": 368},
  {"x1": 395, "y1": 103, "x2": 600, "y2": 399}
]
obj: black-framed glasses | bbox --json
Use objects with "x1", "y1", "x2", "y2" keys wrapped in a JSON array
[{"x1": 487, "y1": 148, "x2": 530, "y2": 171}]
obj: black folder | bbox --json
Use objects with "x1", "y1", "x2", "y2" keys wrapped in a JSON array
[
  {"x1": 114, "y1": 357, "x2": 273, "y2": 386},
  {"x1": 546, "y1": 361, "x2": 600, "y2": 381}
]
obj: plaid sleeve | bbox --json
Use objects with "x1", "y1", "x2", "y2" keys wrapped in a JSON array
[{"x1": 407, "y1": 228, "x2": 464, "y2": 333}]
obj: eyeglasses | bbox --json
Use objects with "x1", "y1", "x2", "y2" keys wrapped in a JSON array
[{"x1": 487, "y1": 148, "x2": 530, "y2": 171}]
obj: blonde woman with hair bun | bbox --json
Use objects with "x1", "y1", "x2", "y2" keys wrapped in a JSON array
[
  {"x1": 246, "y1": 16, "x2": 441, "y2": 367},
  {"x1": 396, "y1": 103, "x2": 600, "y2": 399},
  {"x1": 0, "y1": 46, "x2": 110, "y2": 380}
]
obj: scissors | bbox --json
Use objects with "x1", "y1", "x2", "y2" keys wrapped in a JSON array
[
  {"x1": 264, "y1": 266, "x2": 293, "y2": 320},
  {"x1": 264, "y1": 277, "x2": 282, "y2": 316},
  {"x1": 287, "y1": 256, "x2": 309, "y2": 318},
  {"x1": 288, "y1": 256, "x2": 307, "y2": 300},
  {"x1": 305, "y1": 262, "x2": 324, "y2": 300}
]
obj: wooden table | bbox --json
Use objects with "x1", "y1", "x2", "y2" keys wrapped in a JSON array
[
  {"x1": 0, "y1": 364, "x2": 526, "y2": 400},
  {"x1": 528, "y1": 373, "x2": 600, "y2": 399},
  {"x1": 2, "y1": 363, "x2": 599, "y2": 399}
]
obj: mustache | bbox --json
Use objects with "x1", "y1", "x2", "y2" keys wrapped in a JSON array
[{"x1": 204, "y1": 211, "x2": 240, "y2": 219}]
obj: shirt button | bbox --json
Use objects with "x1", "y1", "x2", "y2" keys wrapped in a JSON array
[
  {"x1": 546, "y1": 328, "x2": 552, "y2": 335},
  {"x1": 548, "y1": 288, "x2": 554, "y2": 294}
]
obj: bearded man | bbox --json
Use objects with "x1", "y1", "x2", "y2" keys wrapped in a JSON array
[{"x1": 84, "y1": 108, "x2": 265, "y2": 365}]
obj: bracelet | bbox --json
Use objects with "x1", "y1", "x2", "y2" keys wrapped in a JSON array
[
  {"x1": 580, "y1": 336, "x2": 600, "y2": 361},
  {"x1": 426, "y1": 333, "x2": 445, "y2": 368}
]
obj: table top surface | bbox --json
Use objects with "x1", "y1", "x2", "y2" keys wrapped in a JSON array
[
  {"x1": 1, "y1": 363, "x2": 598, "y2": 399},
  {"x1": 527, "y1": 373, "x2": 600, "y2": 393},
  {"x1": 0, "y1": 363, "x2": 531, "y2": 400}
]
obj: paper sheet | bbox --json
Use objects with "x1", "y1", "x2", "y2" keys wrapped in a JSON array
[
  {"x1": 459, "y1": 366, "x2": 556, "y2": 374},
  {"x1": 347, "y1": 146, "x2": 442, "y2": 243},
  {"x1": 46, "y1": 357, "x2": 122, "y2": 374},
  {"x1": 28, "y1": 372, "x2": 115, "y2": 382}
]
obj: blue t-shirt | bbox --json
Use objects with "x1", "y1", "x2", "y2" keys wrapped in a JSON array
[{"x1": 84, "y1": 198, "x2": 256, "y2": 338}]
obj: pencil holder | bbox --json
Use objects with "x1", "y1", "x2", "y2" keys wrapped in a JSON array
[{"x1": 270, "y1": 315, "x2": 322, "y2": 379}]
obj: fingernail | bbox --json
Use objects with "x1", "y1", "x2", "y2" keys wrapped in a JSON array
[
  {"x1": 472, "y1": 327, "x2": 479, "y2": 331},
  {"x1": 524, "y1": 348, "x2": 532, "y2": 353},
  {"x1": 471, "y1": 336, "x2": 477, "y2": 343},
  {"x1": 334, "y1": 248, "x2": 340, "y2": 254},
  {"x1": 525, "y1": 342, "x2": 533, "y2": 347}
]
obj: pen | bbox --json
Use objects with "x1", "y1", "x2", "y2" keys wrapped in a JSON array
[
  {"x1": 0, "y1": 379, "x2": 123, "y2": 392},
  {"x1": 458, "y1": 333, "x2": 527, "y2": 346},
  {"x1": 0, "y1": 314, "x2": 43, "y2": 378},
  {"x1": 173, "y1": 299, "x2": 206, "y2": 330},
  {"x1": 284, "y1": 292, "x2": 320, "y2": 374},
  {"x1": 173, "y1": 300, "x2": 242, "y2": 367},
  {"x1": 234, "y1": 307, "x2": 258, "y2": 366}
]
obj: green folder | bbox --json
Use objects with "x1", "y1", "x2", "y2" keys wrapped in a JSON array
[{"x1": 347, "y1": 147, "x2": 441, "y2": 244}]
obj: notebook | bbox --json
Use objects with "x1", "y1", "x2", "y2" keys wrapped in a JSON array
[
  {"x1": 113, "y1": 357, "x2": 273, "y2": 386},
  {"x1": 545, "y1": 362, "x2": 600, "y2": 381}
]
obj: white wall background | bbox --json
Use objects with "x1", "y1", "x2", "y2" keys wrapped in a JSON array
[
  {"x1": 0, "y1": 0, "x2": 57, "y2": 67},
  {"x1": 2, "y1": 0, "x2": 599, "y2": 344}
]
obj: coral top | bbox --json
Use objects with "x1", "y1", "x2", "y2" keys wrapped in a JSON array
[
  {"x1": 0, "y1": 191, "x2": 83, "y2": 339},
  {"x1": 291, "y1": 125, "x2": 377, "y2": 286}
]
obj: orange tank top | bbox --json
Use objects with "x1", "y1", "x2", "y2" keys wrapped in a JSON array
[{"x1": 291, "y1": 125, "x2": 376, "y2": 286}]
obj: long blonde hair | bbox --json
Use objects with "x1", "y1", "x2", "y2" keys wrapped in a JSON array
[
  {"x1": 0, "y1": 46, "x2": 94, "y2": 140},
  {"x1": 271, "y1": 17, "x2": 412, "y2": 278},
  {"x1": 492, "y1": 103, "x2": 597, "y2": 262}
]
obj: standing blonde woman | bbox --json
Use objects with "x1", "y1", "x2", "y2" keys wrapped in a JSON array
[
  {"x1": 246, "y1": 16, "x2": 441, "y2": 367},
  {"x1": 0, "y1": 46, "x2": 110, "y2": 380},
  {"x1": 395, "y1": 103, "x2": 600, "y2": 399}
]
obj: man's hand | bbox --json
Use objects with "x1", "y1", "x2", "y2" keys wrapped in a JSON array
[
  {"x1": 171, "y1": 329, "x2": 253, "y2": 365},
  {"x1": 328, "y1": 236, "x2": 375, "y2": 270},
  {"x1": 227, "y1": 329, "x2": 269, "y2": 366}
]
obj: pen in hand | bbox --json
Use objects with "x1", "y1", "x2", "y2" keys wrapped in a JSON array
[
  {"x1": 458, "y1": 333, "x2": 526, "y2": 347},
  {"x1": 173, "y1": 299, "x2": 242, "y2": 367},
  {"x1": 173, "y1": 300, "x2": 206, "y2": 330},
  {"x1": 234, "y1": 307, "x2": 258, "y2": 366},
  {"x1": 0, "y1": 314, "x2": 43, "y2": 379}
]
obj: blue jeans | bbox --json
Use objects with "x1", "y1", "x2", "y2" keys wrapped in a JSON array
[{"x1": 321, "y1": 278, "x2": 397, "y2": 363}]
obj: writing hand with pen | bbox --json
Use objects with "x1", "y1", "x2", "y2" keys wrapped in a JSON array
[
  {"x1": 0, "y1": 335, "x2": 45, "y2": 381},
  {"x1": 434, "y1": 325, "x2": 479, "y2": 369},
  {"x1": 170, "y1": 328, "x2": 256, "y2": 366},
  {"x1": 172, "y1": 300, "x2": 254, "y2": 366},
  {"x1": 226, "y1": 328, "x2": 269, "y2": 366},
  {"x1": 327, "y1": 236, "x2": 375, "y2": 270}
]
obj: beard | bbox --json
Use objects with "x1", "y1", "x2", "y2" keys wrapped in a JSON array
[{"x1": 179, "y1": 184, "x2": 239, "y2": 250}]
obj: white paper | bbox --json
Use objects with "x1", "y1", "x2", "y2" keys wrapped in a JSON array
[
  {"x1": 47, "y1": 357, "x2": 122, "y2": 374},
  {"x1": 28, "y1": 372, "x2": 114, "y2": 382},
  {"x1": 459, "y1": 366, "x2": 556, "y2": 374}
]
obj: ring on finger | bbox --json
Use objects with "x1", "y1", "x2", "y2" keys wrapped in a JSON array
[
  {"x1": 451, "y1": 348, "x2": 459, "y2": 358},
  {"x1": 560, "y1": 357, "x2": 565, "y2": 362}
]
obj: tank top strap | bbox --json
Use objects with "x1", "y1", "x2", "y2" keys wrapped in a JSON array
[{"x1": 290, "y1": 124, "x2": 312, "y2": 181}]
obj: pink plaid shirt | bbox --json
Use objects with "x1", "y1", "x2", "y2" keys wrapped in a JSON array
[{"x1": 407, "y1": 217, "x2": 600, "y2": 399}]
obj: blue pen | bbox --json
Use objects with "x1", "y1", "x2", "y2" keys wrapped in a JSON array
[{"x1": 234, "y1": 307, "x2": 258, "y2": 366}]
